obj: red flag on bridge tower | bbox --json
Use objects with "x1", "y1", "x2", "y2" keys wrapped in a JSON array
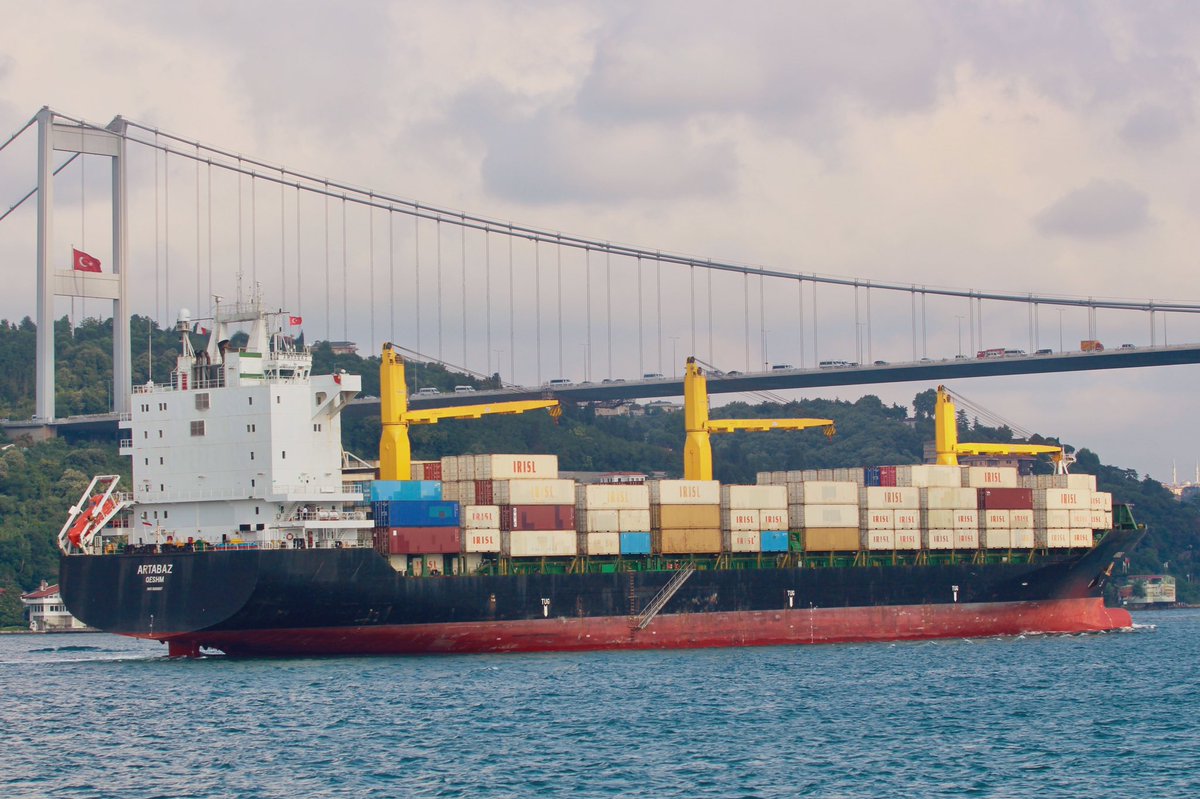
[
  {"x1": 72, "y1": 248, "x2": 102, "y2": 273},
  {"x1": 289, "y1": 315, "x2": 303, "y2": 326}
]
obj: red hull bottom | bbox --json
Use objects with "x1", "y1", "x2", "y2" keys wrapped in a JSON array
[{"x1": 159, "y1": 597, "x2": 1132, "y2": 657}]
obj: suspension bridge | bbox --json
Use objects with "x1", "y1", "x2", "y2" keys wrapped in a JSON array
[{"x1": 2, "y1": 106, "x2": 1200, "y2": 435}]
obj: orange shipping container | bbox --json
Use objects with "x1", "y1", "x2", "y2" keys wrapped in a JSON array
[
  {"x1": 654, "y1": 528, "x2": 722, "y2": 554},
  {"x1": 802, "y1": 528, "x2": 860, "y2": 551},
  {"x1": 653, "y1": 505, "x2": 721, "y2": 529}
]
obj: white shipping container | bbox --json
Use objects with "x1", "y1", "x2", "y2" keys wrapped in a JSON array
[
  {"x1": 954, "y1": 529, "x2": 980, "y2": 549},
  {"x1": 1010, "y1": 529, "x2": 1035, "y2": 548},
  {"x1": 440, "y1": 456, "x2": 459, "y2": 482},
  {"x1": 788, "y1": 481, "x2": 859, "y2": 505},
  {"x1": 983, "y1": 529, "x2": 1012, "y2": 549},
  {"x1": 862, "y1": 509, "x2": 896, "y2": 529},
  {"x1": 962, "y1": 466, "x2": 1018, "y2": 488},
  {"x1": 729, "y1": 530, "x2": 761, "y2": 553},
  {"x1": 894, "y1": 510, "x2": 920, "y2": 530},
  {"x1": 755, "y1": 471, "x2": 773, "y2": 486},
  {"x1": 723, "y1": 509, "x2": 761, "y2": 532},
  {"x1": 1034, "y1": 489, "x2": 1090, "y2": 510},
  {"x1": 759, "y1": 509, "x2": 789, "y2": 531},
  {"x1": 793, "y1": 504, "x2": 860, "y2": 528},
  {"x1": 953, "y1": 510, "x2": 979, "y2": 530},
  {"x1": 1038, "y1": 529, "x2": 1071, "y2": 548},
  {"x1": 584, "y1": 509, "x2": 621, "y2": 533},
  {"x1": 1035, "y1": 509, "x2": 1071, "y2": 528},
  {"x1": 618, "y1": 509, "x2": 651, "y2": 531},
  {"x1": 1070, "y1": 529, "x2": 1095, "y2": 548},
  {"x1": 577, "y1": 483, "x2": 650, "y2": 510},
  {"x1": 1067, "y1": 473, "x2": 1098, "y2": 491},
  {"x1": 505, "y1": 529, "x2": 576, "y2": 558},
  {"x1": 901, "y1": 464, "x2": 964, "y2": 488},
  {"x1": 476, "y1": 454, "x2": 559, "y2": 480},
  {"x1": 463, "y1": 505, "x2": 501, "y2": 529},
  {"x1": 862, "y1": 529, "x2": 896, "y2": 550},
  {"x1": 1090, "y1": 492, "x2": 1113, "y2": 511},
  {"x1": 786, "y1": 470, "x2": 806, "y2": 482},
  {"x1": 861, "y1": 486, "x2": 920, "y2": 509},
  {"x1": 922, "y1": 487, "x2": 979, "y2": 510},
  {"x1": 1009, "y1": 509, "x2": 1035, "y2": 529},
  {"x1": 579, "y1": 531, "x2": 620, "y2": 556},
  {"x1": 1090, "y1": 510, "x2": 1113, "y2": 530},
  {"x1": 895, "y1": 530, "x2": 920, "y2": 550},
  {"x1": 1068, "y1": 509, "x2": 1093, "y2": 528},
  {"x1": 924, "y1": 529, "x2": 955, "y2": 550},
  {"x1": 440, "y1": 481, "x2": 460, "y2": 503},
  {"x1": 463, "y1": 529, "x2": 501, "y2": 553},
  {"x1": 648, "y1": 480, "x2": 722, "y2": 505},
  {"x1": 982, "y1": 510, "x2": 1011, "y2": 529},
  {"x1": 495, "y1": 478, "x2": 576, "y2": 505},
  {"x1": 721, "y1": 485, "x2": 787, "y2": 510}
]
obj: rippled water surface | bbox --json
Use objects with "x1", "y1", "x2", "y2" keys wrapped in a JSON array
[{"x1": 2, "y1": 610, "x2": 1198, "y2": 798}]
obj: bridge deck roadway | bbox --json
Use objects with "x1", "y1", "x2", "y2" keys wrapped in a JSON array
[{"x1": 5, "y1": 344, "x2": 1200, "y2": 436}]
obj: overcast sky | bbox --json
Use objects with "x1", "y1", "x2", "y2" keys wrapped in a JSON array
[{"x1": 2, "y1": 1, "x2": 1199, "y2": 482}]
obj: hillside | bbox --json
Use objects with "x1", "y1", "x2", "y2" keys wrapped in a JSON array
[{"x1": 0, "y1": 316, "x2": 1197, "y2": 624}]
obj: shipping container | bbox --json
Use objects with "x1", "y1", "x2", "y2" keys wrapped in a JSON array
[
  {"x1": 862, "y1": 529, "x2": 896, "y2": 550},
  {"x1": 493, "y1": 478, "x2": 575, "y2": 505},
  {"x1": 759, "y1": 510, "x2": 788, "y2": 531},
  {"x1": 1035, "y1": 510, "x2": 1072, "y2": 528},
  {"x1": 583, "y1": 509, "x2": 621, "y2": 533},
  {"x1": 576, "y1": 483, "x2": 650, "y2": 510},
  {"x1": 862, "y1": 509, "x2": 895, "y2": 529},
  {"x1": 474, "y1": 454, "x2": 559, "y2": 480},
  {"x1": 982, "y1": 510, "x2": 1011, "y2": 529},
  {"x1": 952, "y1": 510, "x2": 979, "y2": 530},
  {"x1": 721, "y1": 485, "x2": 787, "y2": 509},
  {"x1": 1068, "y1": 509, "x2": 1093, "y2": 527},
  {"x1": 502, "y1": 505, "x2": 575, "y2": 532},
  {"x1": 579, "y1": 531, "x2": 620, "y2": 556},
  {"x1": 1010, "y1": 529, "x2": 1035, "y2": 548},
  {"x1": 1034, "y1": 489, "x2": 1091, "y2": 509},
  {"x1": 895, "y1": 530, "x2": 920, "y2": 550},
  {"x1": 1090, "y1": 492, "x2": 1113, "y2": 511},
  {"x1": 897, "y1": 464, "x2": 962, "y2": 488},
  {"x1": 861, "y1": 486, "x2": 919, "y2": 509},
  {"x1": 648, "y1": 480, "x2": 721, "y2": 505},
  {"x1": 760, "y1": 531, "x2": 788, "y2": 553},
  {"x1": 894, "y1": 510, "x2": 920, "y2": 530},
  {"x1": 954, "y1": 529, "x2": 980, "y2": 549},
  {"x1": 977, "y1": 487, "x2": 1034, "y2": 510},
  {"x1": 802, "y1": 527, "x2": 860, "y2": 551},
  {"x1": 983, "y1": 529, "x2": 1012, "y2": 549},
  {"x1": 788, "y1": 504, "x2": 860, "y2": 528},
  {"x1": 879, "y1": 466, "x2": 898, "y2": 487},
  {"x1": 654, "y1": 528, "x2": 722, "y2": 554},
  {"x1": 1036, "y1": 529, "x2": 1071, "y2": 548},
  {"x1": 409, "y1": 461, "x2": 442, "y2": 481},
  {"x1": 728, "y1": 530, "x2": 761, "y2": 553},
  {"x1": 383, "y1": 526, "x2": 461, "y2": 555},
  {"x1": 1067, "y1": 473, "x2": 1098, "y2": 491},
  {"x1": 722, "y1": 509, "x2": 761, "y2": 532},
  {"x1": 788, "y1": 481, "x2": 859, "y2": 505},
  {"x1": 1009, "y1": 509, "x2": 1035, "y2": 529},
  {"x1": 374, "y1": 500, "x2": 460, "y2": 528},
  {"x1": 505, "y1": 529, "x2": 577, "y2": 558},
  {"x1": 462, "y1": 528, "x2": 501, "y2": 553},
  {"x1": 652, "y1": 505, "x2": 721, "y2": 529},
  {"x1": 922, "y1": 486, "x2": 979, "y2": 510},
  {"x1": 473, "y1": 480, "x2": 494, "y2": 505},
  {"x1": 370, "y1": 480, "x2": 443, "y2": 502},
  {"x1": 1070, "y1": 529, "x2": 1095, "y2": 548},
  {"x1": 962, "y1": 467, "x2": 1018, "y2": 488},
  {"x1": 924, "y1": 509, "x2": 956, "y2": 529},
  {"x1": 863, "y1": 467, "x2": 881, "y2": 487},
  {"x1": 462, "y1": 505, "x2": 501, "y2": 529},
  {"x1": 924, "y1": 528, "x2": 955, "y2": 550},
  {"x1": 618, "y1": 509, "x2": 651, "y2": 531},
  {"x1": 619, "y1": 531, "x2": 652, "y2": 555}
]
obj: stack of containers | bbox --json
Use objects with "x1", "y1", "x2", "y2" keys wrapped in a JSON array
[
  {"x1": 649, "y1": 480, "x2": 721, "y2": 554},
  {"x1": 859, "y1": 486, "x2": 920, "y2": 550},
  {"x1": 408, "y1": 461, "x2": 443, "y2": 480},
  {"x1": 978, "y1": 487, "x2": 1035, "y2": 549},
  {"x1": 370, "y1": 480, "x2": 460, "y2": 561},
  {"x1": 1034, "y1": 486, "x2": 1092, "y2": 548},
  {"x1": 461, "y1": 503, "x2": 501, "y2": 556},
  {"x1": 786, "y1": 481, "x2": 860, "y2": 551},
  {"x1": 921, "y1": 484, "x2": 980, "y2": 551},
  {"x1": 1090, "y1": 489, "x2": 1114, "y2": 532},
  {"x1": 575, "y1": 483, "x2": 652, "y2": 556},
  {"x1": 720, "y1": 485, "x2": 789, "y2": 554}
]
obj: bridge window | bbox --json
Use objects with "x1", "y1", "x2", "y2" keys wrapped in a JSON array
[
  {"x1": 195, "y1": 393, "x2": 210, "y2": 410},
  {"x1": 190, "y1": 421, "x2": 205, "y2": 437}
]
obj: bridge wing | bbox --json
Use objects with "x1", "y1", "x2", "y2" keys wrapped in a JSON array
[
  {"x1": 705, "y1": 418, "x2": 834, "y2": 434},
  {"x1": 404, "y1": 400, "x2": 559, "y2": 425}
]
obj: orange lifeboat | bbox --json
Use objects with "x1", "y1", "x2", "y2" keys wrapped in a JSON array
[{"x1": 67, "y1": 494, "x2": 117, "y2": 548}]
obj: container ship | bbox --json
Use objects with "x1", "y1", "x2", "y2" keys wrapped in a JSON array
[{"x1": 57, "y1": 301, "x2": 1141, "y2": 657}]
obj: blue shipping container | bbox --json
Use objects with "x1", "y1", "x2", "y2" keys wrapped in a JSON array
[
  {"x1": 864, "y1": 467, "x2": 882, "y2": 487},
  {"x1": 370, "y1": 480, "x2": 443, "y2": 502},
  {"x1": 619, "y1": 532, "x2": 652, "y2": 556},
  {"x1": 373, "y1": 500, "x2": 459, "y2": 528},
  {"x1": 760, "y1": 531, "x2": 789, "y2": 553}
]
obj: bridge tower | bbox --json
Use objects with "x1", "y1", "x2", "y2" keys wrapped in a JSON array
[{"x1": 35, "y1": 107, "x2": 131, "y2": 419}]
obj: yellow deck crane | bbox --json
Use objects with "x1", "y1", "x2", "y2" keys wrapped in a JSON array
[
  {"x1": 378, "y1": 343, "x2": 561, "y2": 480},
  {"x1": 933, "y1": 385, "x2": 1068, "y2": 469},
  {"x1": 683, "y1": 357, "x2": 836, "y2": 481}
]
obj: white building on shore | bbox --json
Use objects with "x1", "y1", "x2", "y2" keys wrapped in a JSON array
[{"x1": 20, "y1": 582, "x2": 90, "y2": 631}]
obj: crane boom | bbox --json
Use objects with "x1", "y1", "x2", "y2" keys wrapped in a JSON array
[
  {"x1": 934, "y1": 385, "x2": 1062, "y2": 467},
  {"x1": 379, "y1": 343, "x2": 560, "y2": 480},
  {"x1": 683, "y1": 358, "x2": 834, "y2": 481}
]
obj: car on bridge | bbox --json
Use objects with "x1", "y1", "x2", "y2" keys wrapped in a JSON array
[
  {"x1": 818, "y1": 360, "x2": 853, "y2": 368},
  {"x1": 642, "y1": 373, "x2": 666, "y2": 380},
  {"x1": 1120, "y1": 343, "x2": 1135, "y2": 349},
  {"x1": 771, "y1": 364, "x2": 794, "y2": 370},
  {"x1": 1035, "y1": 348, "x2": 1053, "y2": 355}
]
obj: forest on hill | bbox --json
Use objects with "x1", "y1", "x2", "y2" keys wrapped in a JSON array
[{"x1": 1, "y1": 316, "x2": 1197, "y2": 624}]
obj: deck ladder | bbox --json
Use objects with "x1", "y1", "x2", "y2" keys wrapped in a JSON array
[{"x1": 633, "y1": 565, "x2": 696, "y2": 630}]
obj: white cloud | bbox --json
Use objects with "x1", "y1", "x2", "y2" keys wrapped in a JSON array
[{"x1": 1034, "y1": 179, "x2": 1150, "y2": 239}]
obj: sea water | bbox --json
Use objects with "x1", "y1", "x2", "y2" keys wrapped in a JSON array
[{"x1": 2, "y1": 610, "x2": 1198, "y2": 798}]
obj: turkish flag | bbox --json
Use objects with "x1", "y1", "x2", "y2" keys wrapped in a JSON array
[
  {"x1": 73, "y1": 248, "x2": 102, "y2": 272},
  {"x1": 289, "y1": 315, "x2": 302, "y2": 326}
]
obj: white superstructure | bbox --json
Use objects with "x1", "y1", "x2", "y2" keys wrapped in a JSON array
[{"x1": 111, "y1": 297, "x2": 372, "y2": 549}]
